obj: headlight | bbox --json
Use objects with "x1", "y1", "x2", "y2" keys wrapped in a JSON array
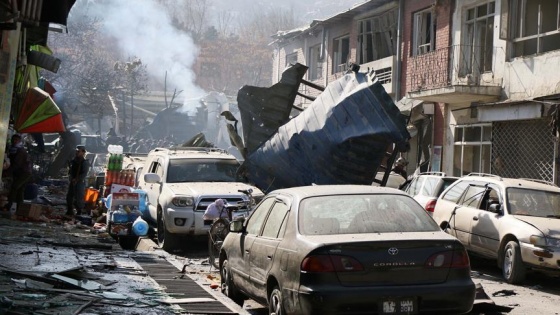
[
  {"x1": 171, "y1": 196, "x2": 194, "y2": 207},
  {"x1": 530, "y1": 235, "x2": 560, "y2": 248}
]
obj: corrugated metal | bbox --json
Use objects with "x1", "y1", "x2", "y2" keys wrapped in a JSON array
[
  {"x1": 237, "y1": 63, "x2": 308, "y2": 154},
  {"x1": 134, "y1": 255, "x2": 236, "y2": 314},
  {"x1": 241, "y1": 69, "x2": 410, "y2": 192}
]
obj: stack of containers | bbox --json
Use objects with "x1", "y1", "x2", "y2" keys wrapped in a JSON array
[{"x1": 104, "y1": 145, "x2": 124, "y2": 190}]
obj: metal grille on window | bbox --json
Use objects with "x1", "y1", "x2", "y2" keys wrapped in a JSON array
[{"x1": 491, "y1": 118, "x2": 554, "y2": 182}]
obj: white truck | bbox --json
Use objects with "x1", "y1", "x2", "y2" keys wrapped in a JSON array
[{"x1": 137, "y1": 147, "x2": 263, "y2": 251}]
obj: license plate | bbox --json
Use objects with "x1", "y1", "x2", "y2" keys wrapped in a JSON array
[{"x1": 380, "y1": 297, "x2": 417, "y2": 314}]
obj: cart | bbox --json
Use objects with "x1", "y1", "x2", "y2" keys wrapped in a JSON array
[{"x1": 107, "y1": 192, "x2": 142, "y2": 249}]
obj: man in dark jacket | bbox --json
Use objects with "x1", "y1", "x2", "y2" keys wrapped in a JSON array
[
  {"x1": 66, "y1": 145, "x2": 90, "y2": 216},
  {"x1": 4, "y1": 134, "x2": 32, "y2": 212}
]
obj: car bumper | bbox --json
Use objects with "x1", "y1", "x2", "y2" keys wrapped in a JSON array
[
  {"x1": 293, "y1": 280, "x2": 475, "y2": 315},
  {"x1": 520, "y1": 242, "x2": 560, "y2": 273}
]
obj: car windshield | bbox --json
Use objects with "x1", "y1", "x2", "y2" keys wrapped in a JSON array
[
  {"x1": 298, "y1": 194, "x2": 440, "y2": 235},
  {"x1": 166, "y1": 158, "x2": 242, "y2": 183},
  {"x1": 506, "y1": 188, "x2": 560, "y2": 217}
]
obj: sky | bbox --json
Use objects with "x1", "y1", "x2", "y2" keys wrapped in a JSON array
[{"x1": 71, "y1": 0, "x2": 361, "y2": 113}]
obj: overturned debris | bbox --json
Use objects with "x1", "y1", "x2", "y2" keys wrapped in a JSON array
[{"x1": 234, "y1": 63, "x2": 410, "y2": 192}]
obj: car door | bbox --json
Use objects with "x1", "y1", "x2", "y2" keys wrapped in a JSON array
[
  {"x1": 470, "y1": 186, "x2": 502, "y2": 257},
  {"x1": 230, "y1": 197, "x2": 275, "y2": 295},
  {"x1": 248, "y1": 198, "x2": 290, "y2": 300},
  {"x1": 143, "y1": 158, "x2": 164, "y2": 222},
  {"x1": 451, "y1": 183, "x2": 486, "y2": 248}
]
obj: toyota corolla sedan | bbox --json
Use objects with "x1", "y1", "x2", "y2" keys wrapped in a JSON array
[{"x1": 219, "y1": 185, "x2": 475, "y2": 315}]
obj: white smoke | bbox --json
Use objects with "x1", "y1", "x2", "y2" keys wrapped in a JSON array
[{"x1": 83, "y1": 0, "x2": 205, "y2": 114}]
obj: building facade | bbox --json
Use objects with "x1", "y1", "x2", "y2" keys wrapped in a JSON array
[{"x1": 271, "y1": 0, "x2": 560, "y2": 184}]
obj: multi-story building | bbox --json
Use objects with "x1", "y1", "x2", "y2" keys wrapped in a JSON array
[{"x1": 271, "y1": 0, "x2": 560, "y2": 184}]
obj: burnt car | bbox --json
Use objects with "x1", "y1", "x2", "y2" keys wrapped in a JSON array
[{"x1": 219, "y1": 185, "x2": 475, "y2": 314}]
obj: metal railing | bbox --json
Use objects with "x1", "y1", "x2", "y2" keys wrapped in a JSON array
[{"x1": 408, "y1": 45, "x2": 498, "y2": 92}]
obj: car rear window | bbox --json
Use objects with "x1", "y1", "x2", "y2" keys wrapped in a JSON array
[{"x1": 298, "y1": 194, "x2": 440, "y2": 235}]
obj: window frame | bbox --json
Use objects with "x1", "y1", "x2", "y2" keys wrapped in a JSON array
[
  {"x1": 412, "y1": 7, "x2": 435, "y2": 56},
  {"x1": 357, "y1": 8, "x2": 398, "y2": 63},
  {"x1": 453, "y1": 124, "x2": 492, "y2": 176},
  {"x1": 460, "y1": 1, "x2": 496, "y2": 76},
  {"x1": 308, "y1": 44, "x2": 323, "y2": 81},
  {"x1": 332, "y1": 35, "x2": 350, "y2": 74},
  {"x1": 285, "y1": 52, "x2": 298, "y2": 69},
  {"x1": 506, "y1": 0, "x2": 560, "y2": 57}
]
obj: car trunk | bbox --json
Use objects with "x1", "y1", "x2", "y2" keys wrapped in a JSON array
[{"x1": 323, "y1": 239, "x2": 461, "y2": 286}]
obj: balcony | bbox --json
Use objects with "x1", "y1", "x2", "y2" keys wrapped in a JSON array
[
  {"x1": 360, "y1": 56, "x2": 396, "y2": 95},
  {"x1": 407, "y1": 45, "x2": 502, "y2": 104}
]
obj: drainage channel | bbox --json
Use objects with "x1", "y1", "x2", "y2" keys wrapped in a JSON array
[{"x1": 133, "y1": 254, "x2": 238, "y2": 314}]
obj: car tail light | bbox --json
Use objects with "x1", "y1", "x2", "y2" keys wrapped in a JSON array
[
  {"x1": 301, "y1": 255, "x2": 364, "y2": 272},
  {"x1": 425, "y1": 249, "x2": 470, "y2": 268},
  {"x1": 425, "y1": 199, "x2": 437, "y2": 213}
]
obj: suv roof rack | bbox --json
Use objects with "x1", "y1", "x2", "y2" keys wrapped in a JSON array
[
  {"x1": 465, "y1": 173, "x2": 502, "y2": 180},
  {"x1": 152, "y1": 147, "x2": 229, "y2": 154},
  {"x1": 419, "y1": 172, "x2": 447, "y2": 176},
  {"x1": 519, "y1": 178, "x2": 558, "y2": 187}
]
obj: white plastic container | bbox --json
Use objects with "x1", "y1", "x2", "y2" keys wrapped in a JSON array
[{"x1": 132, "y1": 217, "x2": 149, "y2": 236}]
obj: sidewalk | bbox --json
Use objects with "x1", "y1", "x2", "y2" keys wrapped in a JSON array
[{"x1": 0, "y1": 216, "x2": 248, "y2": 314}]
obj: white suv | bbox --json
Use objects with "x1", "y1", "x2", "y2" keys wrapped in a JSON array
[
  {"x1": 432, "y1": 173, "x2": 560, "y2": 283},
  {"x1": 137, "y1": 147, "x2": 263, "y2": 251}
]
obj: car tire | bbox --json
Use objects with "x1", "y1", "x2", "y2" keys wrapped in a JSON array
[
  {"x1": 157, "y1": 208, "x2": 180, "y2": 252},
  {"x1": 269, "y1": 286, "x2": 285, "y2": 315},
  {"x1": 220, "y1": 259, "x2": 245, "y2": 306},
  {"x1": 502, "y1": 241, "x2": 526, "y2": 284}
]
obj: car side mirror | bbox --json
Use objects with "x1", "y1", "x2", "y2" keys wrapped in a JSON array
[
  {"x1": 229, "y1": 217, "x2": 245, "y2": 232},
  {"x1": 488, "y1": 203, "x2": 502, "y2": 214},
  {"x1": 144, "y1": 173, "x2": 161, "y2": 184}
]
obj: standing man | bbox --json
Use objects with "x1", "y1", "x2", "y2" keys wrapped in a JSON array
[
  {"x1": 66, "y1": 145, "x2": 90, "y2": 216},
  {"x1": 4, "y1": 134, "x2": 32, "y2": 212}
]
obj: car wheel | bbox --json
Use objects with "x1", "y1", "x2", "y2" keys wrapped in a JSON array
[
  {"x1": 502, "y1": 241, "x2": 526, "y2": 284},
  {"x1": 157, "y1": 208, "x2": 180, "y2": 252},
  {"x1": 269, "y1": 286, "x2": 285, "y2": 315},
  {"x1": 220, "y1": 259, "x2": 245, "y2": 306}
]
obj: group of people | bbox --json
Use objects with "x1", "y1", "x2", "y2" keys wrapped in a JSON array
[{"x1": 2, "y1": 133, "x2": 89, "y2": 217}]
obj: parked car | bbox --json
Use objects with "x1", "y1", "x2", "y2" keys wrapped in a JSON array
[
  {"x1": 137, "y1": 147, "x2": 263, "y2": 251},
  {"x1": 432, "y1": 173, "x2": 560, "y2": 284},
  {"x1": 219, "y1": 185, "x2": 475, "y2": 314},
  {"x1": 403, "y1": 172, "x2": 458, "y2": 214}
]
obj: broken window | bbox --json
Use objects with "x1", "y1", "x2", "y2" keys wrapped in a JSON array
[
  {"x1": 285, "y1": 52, "x2": 298, "y2": 69},
  {"x1": 357, "y1": 8, "x2": 398, "y2": 63},
  {"x1": 453, "y1": 124, "x2": 492, "y2": 176},
  {"x1": 413, "y1": 8, "x2": 435, "y2": 56},
  {"x1": 460, "y1": 1, "x2": 495, "y2": 77},
  {"x1": 506, "y1": 0, "x2": 560, "y2": 57},
  {"x1": 332, "y1": 35, "x2": 350, "y2": 74},
  {"x1": 308, "y1": 44, "x2": 323, "y2": 81}
]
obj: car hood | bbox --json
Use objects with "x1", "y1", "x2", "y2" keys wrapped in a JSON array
[
  {"x1": 513, "y1": 216, "x2": 560, "y2": 237},
  {"x1": 167, "y1": 182, "x2": 261, "y2": 196}
]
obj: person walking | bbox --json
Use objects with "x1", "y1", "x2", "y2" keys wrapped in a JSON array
[
  {"x1": 66, "y1": 145, "x2": 90, "y2": 216},
  {"x1": 4, "y1": 134, "x2": 32, "y2": 212}
]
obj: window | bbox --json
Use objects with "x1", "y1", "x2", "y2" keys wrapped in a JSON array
[
  {"x1": 442, "y1": 181, "x2": 470, "y2": 203},
  {"x1": 413, "y1": 8, "x2": 435, "y2": 56},
  {"x1": 261, "y1": 201, "x2": 289, "y2": 238},
  {"x1": 246, "y1": 197, "x2": 275, "y2": 235},
  {"x1": 285, "y1": 52, "x2": 297, "y2": 68},
  {"x1": 461, "y1": 185, "x2": 486, "y2": 208},
  {"x1": 453, "y1": 124, "x2": 492, "y2": 176},
  {"x1": 461, "y1": 2, "x2": 495, "y2": 76},
  {"x1": 332, "y1": 36, "x2": 350, "y2": 74},
  {"x1": 506, "y1": 0, "x2": 560, "y2": 57},
  {"x1": 308, "y1": 44, "x2": 323, "y2": 80},
  {"x1": 358, "y1": 8, "x2": 398, "y2": 63}
]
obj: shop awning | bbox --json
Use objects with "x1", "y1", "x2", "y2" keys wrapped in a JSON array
[{"x1": 15, "y1": 87, "x2": 65, "y2": 133}]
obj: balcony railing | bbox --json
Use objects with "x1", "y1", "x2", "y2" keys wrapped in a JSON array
[{"x1": 408, "y1": 45, "x2": 499, "y2": 93}]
